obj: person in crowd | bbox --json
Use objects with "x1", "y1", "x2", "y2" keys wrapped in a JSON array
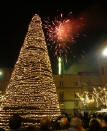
[
  {"x1": 52, "y1": 115, "x2": 63, "y2": 130},
  {"x1": 86, "y1": 118, "x2": 101, "y2": 131},
  {"x1": 39, "y1": 116, "x2": 52, "y2": 131},
  {"x1": 57, "y1": 117, "x2": 70, "y2": 131},
  {"x1": 67, "y1": 117, "x2": 83, "y2": 131},
  {"x1": 0, "y1": 128, "x2": 5, "y2": 131},
  {"x1": 9, "y1": 113, "x2": 25, "y2": 131},
  {"x1": 100, "y1": 115, "x2": 107, "y2": 131},
  {"x1": 82, "y1": 112, "x2": 90, "y2": 129}
]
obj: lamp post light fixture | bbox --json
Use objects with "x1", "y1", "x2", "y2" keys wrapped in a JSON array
[
  {"x1": 0, "y1": 71, "x2": 2, "y2": 76},
  {"x1": 102, "y1": 47, "x2": 107, "y2": 56}
]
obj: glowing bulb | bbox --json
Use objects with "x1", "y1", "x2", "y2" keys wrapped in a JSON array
[
  {"x1": 80, "y1": 97, "x2": 84, "y2": 101},
  {"x1": 0, "y1": 71, "x2": 2, "y2": 76},
  {"x1": 102, "y1": 47, "x2": 107, "y2": 56}
]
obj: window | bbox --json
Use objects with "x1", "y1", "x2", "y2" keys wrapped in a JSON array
[
  {"x1": 60, "y1": 81, "x2": 63, "y2": 87},
  {"x1": 74, "y1": 81, "x2": 78, "y2": 86},
  {"x1": 59, "y1": 91, "x2": 64, "y2": 102},
  {"x1": 102, "y1": 67, "x2": 104, "y2": 75}
]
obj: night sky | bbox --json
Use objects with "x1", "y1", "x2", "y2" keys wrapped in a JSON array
[{"x1": 0, "y1": 1, "x2": 107, "y2": 74}]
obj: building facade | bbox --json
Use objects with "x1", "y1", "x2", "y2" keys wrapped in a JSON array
[{"x1": 53, "y1": 73, "x2": 101, "y2": 114}]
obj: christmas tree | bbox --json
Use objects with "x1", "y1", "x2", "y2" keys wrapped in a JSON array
[{"x1": 0, "y1": 14, "x2": 60, "y2": 129}]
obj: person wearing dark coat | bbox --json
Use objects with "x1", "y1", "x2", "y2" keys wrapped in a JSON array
[
  {"x1": 86, "y1": 118, "x2": 101, "y2": 131},
  {"x1": 39, "y1": 117, "x2": 52, "y2": 131},
  {"x1": 100, "y1": 115, "x2": 107, "y2": 131},
  {"x1": 9, "y1": 114, "x2": 26, "y2": 131}
]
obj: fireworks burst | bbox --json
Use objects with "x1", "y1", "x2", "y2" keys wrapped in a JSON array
[{"x1": 43, "y1": 12, "x2": 86, "y2": 57}]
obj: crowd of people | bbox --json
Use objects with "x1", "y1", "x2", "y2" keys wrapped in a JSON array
[{"x1": 1, "y1": 112, "x2": 107, "y2": 131}]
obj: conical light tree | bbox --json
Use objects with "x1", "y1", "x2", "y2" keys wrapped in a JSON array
[{"x1": 0, "y1": 14, "x2": 60, "y2": 129}]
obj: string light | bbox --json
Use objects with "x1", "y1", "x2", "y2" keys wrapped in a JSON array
[
  {"x1": 0, "y1": 14, "x2": 60, "y2": 130},
  {"x1": 76, "y1": 86, "x2": 107, "y2": 108}
]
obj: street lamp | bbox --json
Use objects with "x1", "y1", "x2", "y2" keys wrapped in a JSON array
[
  {"x1": 0, "y1": 71, "x2": 2, "y2": 76},
  {"x1": 102, "y1": 47, "x2": 107, "y2": 56}
]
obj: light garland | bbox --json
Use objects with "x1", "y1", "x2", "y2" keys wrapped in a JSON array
[
  {"x1": 0, "y1": 14, "x2": 60, "y2": 130},
  {"x1": 76, "y1": 86, "x2": 107, "y2": 108}
]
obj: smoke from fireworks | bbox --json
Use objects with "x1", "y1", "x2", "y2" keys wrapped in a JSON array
[{"x1": 43, "y1": 12, "x2": 86, "y2": 56}]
